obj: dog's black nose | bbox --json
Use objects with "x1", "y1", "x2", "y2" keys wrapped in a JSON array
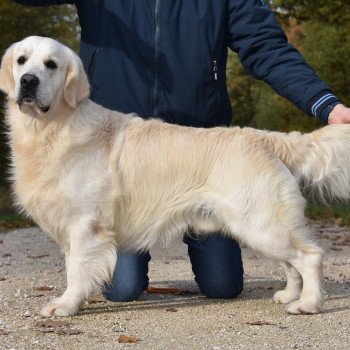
[{"x1": 20, "y1": 74, "x2": 39, "y2": 88}]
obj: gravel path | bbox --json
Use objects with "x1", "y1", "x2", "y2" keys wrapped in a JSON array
[{"x1": 0, "y1": 221, "x2": 350, "y2": 350}]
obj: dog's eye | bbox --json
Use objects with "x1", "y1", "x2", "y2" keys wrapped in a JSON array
[
  {"x1": 17, "y1": 56, "x2": 27, "y2": 65},
  {"x1": 45, "y1": 60, "x2": 57, "y2": 70}
]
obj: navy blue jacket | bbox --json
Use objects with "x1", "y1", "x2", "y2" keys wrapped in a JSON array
[{"x1": 14, "y1": 0, "x2": 339, "y2": 126}]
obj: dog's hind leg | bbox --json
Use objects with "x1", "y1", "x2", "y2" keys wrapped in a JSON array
[
  {"x1": 285, "y1": 246, "x2": 324, "y2": 314},
  {"x1": 273, "y1": 262, "x2": 302, "y2": 304},
  {"x1": 249, "y1": 226, "x2": 323, "y2": 314},
  {"x1": 41, "y1": 218, "x2": 117, "y2": 317},
  {"x1": 215, "y1": 189, "x2": 323, "y2": 313},
  {"x1": 244, "y1": 223, "x2": 323, "y2": 314}
]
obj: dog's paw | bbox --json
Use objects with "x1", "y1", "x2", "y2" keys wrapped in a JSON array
[
  {"x1": 286, "y1": 300, "x2": 321, "y2": 315},
  {"x1": 273, "y1": 290, "x2": 299, "y2": 304},
  {"x1": 41, "y1": 298, "x2": 79, "y2": 317}
]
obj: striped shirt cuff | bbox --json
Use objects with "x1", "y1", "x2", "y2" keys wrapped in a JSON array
[{"x1": 308, "y1": 92, "x2": 340, "y2": 119}]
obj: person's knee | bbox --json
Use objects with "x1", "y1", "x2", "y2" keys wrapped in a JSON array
[
  {"x1": 200, "y1": 279, "x2": 243, "y2": 299},
  {"x1": 186, "y1": 235, "x2": 244, "y2": 299},
  {"x1": 103, "y1": 280, "x2": 146, "y2": 302},
  {"x1": 198, "y1": 274, "x2": 244, "y2": 299},
  {"x1": 103, "y1": 251, "x2": 150, "y2": 302}
]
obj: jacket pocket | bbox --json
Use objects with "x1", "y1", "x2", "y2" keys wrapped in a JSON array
[{"x1": 212, "y1": 60, "x2": 223, "y2": 117}]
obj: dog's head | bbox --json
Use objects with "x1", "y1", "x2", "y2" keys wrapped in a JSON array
[{"x1": 0, "y1": 36, "x2": 90, "y2": 117}]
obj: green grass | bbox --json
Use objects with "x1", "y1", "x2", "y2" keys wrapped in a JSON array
[
  {"x1": 0, "y1": 185, "x2": 34, "y2": 231},
  {"x1": 306, "y1": 201, "x2": 350, "y2": 226},
  {"x1": 0, "y1": 213, "x2": 34, "y2": 231},
  {"x1": 0, "y1": 185, "x2": 13, "y2": 214}
]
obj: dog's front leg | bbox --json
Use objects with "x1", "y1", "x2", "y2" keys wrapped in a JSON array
[{"x1": 41, "y1": 219, "x2": 117, "y2": 317}]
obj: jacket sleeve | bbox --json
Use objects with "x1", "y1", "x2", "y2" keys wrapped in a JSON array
[
  {"x1": 227, "y1": 0, "x2": 340, "y2": 121},
  {"x1": 12, "y1": 1, "x2": 73, "y2": 6}
]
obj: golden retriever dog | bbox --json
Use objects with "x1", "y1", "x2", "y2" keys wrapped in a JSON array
[{"x1": 1, "y1": 36, "x2": 350, "y2": 317}]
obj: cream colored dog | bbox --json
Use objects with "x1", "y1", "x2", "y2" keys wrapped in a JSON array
[{"x1": 1, "y1": 36, "x2": 350, "y2": 317}]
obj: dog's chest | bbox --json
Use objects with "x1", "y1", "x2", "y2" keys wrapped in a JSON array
[{"x1": 12, "y1": 141, "x2": 62, "y2": 214}]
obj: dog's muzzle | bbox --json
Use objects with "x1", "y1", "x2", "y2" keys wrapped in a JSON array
[{"x1": 17, "y1": 74, "x2": 50, "y2": 113}]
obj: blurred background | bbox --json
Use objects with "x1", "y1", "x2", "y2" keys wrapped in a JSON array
[{"x1": 0, "y1": 0, "x2": 350, "y2": 230}]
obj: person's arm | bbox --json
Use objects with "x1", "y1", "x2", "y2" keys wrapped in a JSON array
[
  {"x1": 227, "y1": 0, "x2": 350, "y2": 124},
  {"x1": 12, "y1": 1, "x2": 73, "y2": 6}
]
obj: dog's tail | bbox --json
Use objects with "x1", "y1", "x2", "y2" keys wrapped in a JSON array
[{"x1": 257, "y1": 124, "x2": 350, "y2": 202}]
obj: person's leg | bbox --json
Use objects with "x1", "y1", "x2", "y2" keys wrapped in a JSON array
[
  {"x1": 184, "y1": 234, "x2": 244, "y2": 299},
  {"x1": 103, "y1": 251, "x2": 151, "y2": 302}
]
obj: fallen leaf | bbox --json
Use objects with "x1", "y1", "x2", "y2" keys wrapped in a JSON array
[
  {"x1": 264, "y1": 284, "x2": 280, "y2": 290},
  {"x1": 34, "y1": 286, "x2": 54, "y2": 291},
  {"x1": 118, "y1": 335, "x2": 140, "y2": 343},
  {"x1": 29, "y1": 293, "x2": 44, "y2": 298},
  {"x1": 179, "y1": 290, "x2": 197, "y2": 296},
  {"x1": 39, "y1": 328, "x2": 55, "y2": 334},
  {"x1": 146, "y1": 286, "x2": 181, "y2": 294},
  {"x1": 36, "y1": 319, "x2": 82, "y2": 335},
  {"x1": 27, "y1": 254, "x2": 49, "y2": 259},
  {"x1": 86, "y1": 299, "x2": 106, "y2": 304},
  {"x1": 247, "y1": 320, "x2": 274, "y2": 326},
  {"x1": 330, "y1": 247, "x2": 342, "y2": 251},
  {"x1": 36, "y1": 319, "x2": 69, "y2": 328},
  {"x1": 166, "y1": 308, "x2": 178, "y2": 312},
  {"x1": 56, "y1": 328, "x2": 84, "y2": 335},
  {"x1": 330, "y1": 235, "x2": 342, "y2": 241},
  {"x1": 342, "y1": 237, "x2": 350, "y2": 245},
  {"x1": 0, "y1": 277, "x2": 6, "y2": 281},
  {"x1": 334, "y1": 218, "x2": 343, "y2": 226}
]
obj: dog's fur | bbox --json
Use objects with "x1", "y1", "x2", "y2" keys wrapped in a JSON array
[{"x1": 1, "y1": 36, "x2": 350, "y2": 316}]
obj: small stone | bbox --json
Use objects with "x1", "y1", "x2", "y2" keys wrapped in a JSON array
[{"x1": 24, "y1": 309, "x2": 31, "y2": 317}]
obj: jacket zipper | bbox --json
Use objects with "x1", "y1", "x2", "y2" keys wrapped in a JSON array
[
  {"x1": 152, "y1": 0, "x2": 161, "y2": 117},
  {"x1": 213, "y1": 60, "x2": 223, "y2": 116}
]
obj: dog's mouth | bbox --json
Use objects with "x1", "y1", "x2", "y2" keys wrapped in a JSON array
[{"x1": 17, "y1": 96, "x2": 50, "y2": 114}]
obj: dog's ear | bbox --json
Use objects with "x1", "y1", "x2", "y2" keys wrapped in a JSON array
[
  {"x1": 64, "y1": 51, "x2": 90, "y2": 108},
  {"x1": 0, "y1": 45, "x2": 16, "y2": 99}
]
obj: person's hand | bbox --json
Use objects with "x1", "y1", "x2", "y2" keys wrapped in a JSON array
[{"x1": 328, "y1": 104, "x2": 350, "y2": 124}]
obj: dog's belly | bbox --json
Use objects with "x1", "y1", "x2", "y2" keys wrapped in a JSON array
[{"x1": 116, "y1": 204, "x2": 222, "y2": 252}]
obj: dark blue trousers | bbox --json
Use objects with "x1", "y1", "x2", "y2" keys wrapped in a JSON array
[{"x1": 103, "y1": 234, "x2": 244, "y2": 301}]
